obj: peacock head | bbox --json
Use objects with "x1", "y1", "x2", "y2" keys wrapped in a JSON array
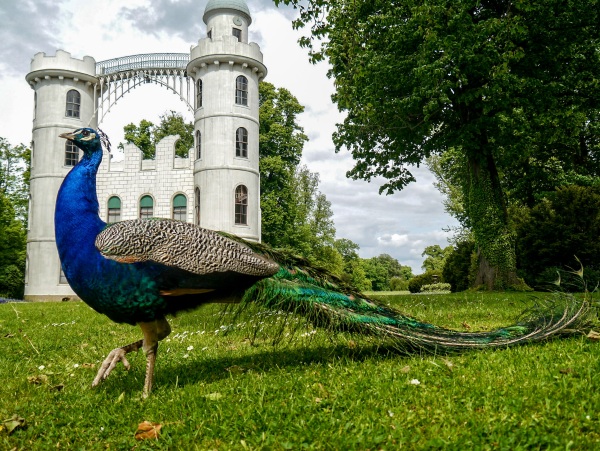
[{"x1": 59, "y1": 128, "x2": 111, "y2": 156}]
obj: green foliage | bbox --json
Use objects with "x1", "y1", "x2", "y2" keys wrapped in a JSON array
[
  {"x1": 388, "y1": 276, "x2": 409, "y2": 291},
  {"x1": 420, "y1": 283, "x2": 451, "y2": 293},
  {"x1": 154, "y1": 111, "x2": 194, "y2": 158},
  {"x1": 120, "y1": 119, "x2": 155, "y2": 158},
  {"x1": 516, "y1": 186, "x2": 600, "y2": 289},
  {"x1": 443, "y1": 239, "x2": 476, "y2": 292},
  {"x1": 362, "y1": 254, "x2": 412, "y2": 291},
  {"x1": 421, "y1": 244, "x2": 453, "y2": 272},
  {"x1": 120, "y1": 112, "x2": 193, "y2": 159},
  {"x1": 0, "y1": 137, "x2": 29, "y2": 298},
  {"x1": 335, "y1": 239, "x2": 371, "y2": 291},
  {"x1": 278, "y1": 0, "x2": 600, "y2": 290},
  {"x1": 0, "y1": 193, "x2": 26, "y2": 298},
  {"x1": 408, "y1": 271, "x2": 443, "y2": 294},
  {"x1": 0, "y1": 138, "x2": 30, "y2": 224}
]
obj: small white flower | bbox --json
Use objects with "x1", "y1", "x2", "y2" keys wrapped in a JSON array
[
  {"x1": 586, "y1": 415, "x2": 591, "y2": 420},
  {"x1": 183, "y1": 354, "x2": 189, "y2": 358},
  {"x1": 73, "y1": 363, "x2": 79, "y2": 368},
  {"x1": 187, "y1": 345, "x2": 194, "y2": 351},
  {"x1": 410, "y1": 379, "x2": 421, "y2": 385},
  {"x1": 38, "y1": 365, "x2": 45, "y2": 370}
]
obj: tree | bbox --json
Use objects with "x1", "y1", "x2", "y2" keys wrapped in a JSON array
[
  {"x1": 0, "y1": 138, "x2": 30, "y2": 224},
  {"x1": 421, "y1": 244, "x2": 453, "y2": 272},
  {"x1": 275, "y1": 0, "x2": 600, "y2": 290},
  {"x1": 154, "y1": 111, "x2": 194, "y2": 158},
  {"x1": 120, "y1": 119, "x2": 155, "y2": 159},
  {"x1": 362, "y1": 254, "x2": 412, "y2": 291},
  {"x1": 516, "y1": 186, "x2": 600, "y2": 287},
  {"x1": 0, "y1": 137, "x2": 29, "y2": 298},
  {"x1": 259, "y1": 82, "x2": 309, "y2": 246},
  {"x1": 443, "y1": 239, "x2": 476, "y2": 292},
  {"x1": 120, "y1": 111, "x2": 194, "y2": 159}
]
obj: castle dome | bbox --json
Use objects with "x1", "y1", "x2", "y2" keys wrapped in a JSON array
[{"x1": 203, "y1": 0, "x2": 251, "y2": 24}]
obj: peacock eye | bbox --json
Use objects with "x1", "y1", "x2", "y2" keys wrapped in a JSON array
[{"x1": 82, "y1": 130, "x2": 90, "y2": 137}]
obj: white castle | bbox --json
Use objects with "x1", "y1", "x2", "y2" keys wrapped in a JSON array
[{"x1": 24, "y1": 0, "x2": 267, "y2": 300}]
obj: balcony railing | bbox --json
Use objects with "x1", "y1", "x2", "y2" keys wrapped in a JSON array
[{"x1": 96, "y1": 53, "x2": 190, "y2": 75}]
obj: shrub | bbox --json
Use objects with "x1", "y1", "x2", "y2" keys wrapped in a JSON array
[
  {"x1": 442, "y1": 240, "x2": 476, "y2": 292},
  {"x1": 420, "y1": 283, "x2": 451, "y2": 293},
  {"x1": 408, "y1": 271, "x2": 443, "y2": 293},
  {"x1": 389, "y1": 276, "x2": 409, "y2": 291},
  {"x1": 516, "y1": 185, "x2": 600, "y2": 289}
]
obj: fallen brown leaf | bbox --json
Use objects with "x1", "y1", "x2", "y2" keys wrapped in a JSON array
[
  {"x1": 462, "y1": 321, "x2": 471, "y2": 330},
  {"x1": 134, "y1": 421, "x2": 162, "y2": 440},
  {"x1": 587, "y1": 330, "x2": 600, "y2": 341},
  {"x1": 400, "y1": 365, "x2": 411, "y2": 373},
  {"x1": 27, "y1": 374, "x2": 48, "y2": 385},
  {"x1": 2, "y1": 415, "x2": 26, "y2": 434}
]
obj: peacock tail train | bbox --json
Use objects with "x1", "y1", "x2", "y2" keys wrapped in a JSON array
[{"x1": 225, "y1": 235, "x2": 591, "y2": 352}]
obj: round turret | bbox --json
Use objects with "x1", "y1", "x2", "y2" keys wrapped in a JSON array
[{"x1": 203, "y1": 0, "x2": 251, "y2": 25}]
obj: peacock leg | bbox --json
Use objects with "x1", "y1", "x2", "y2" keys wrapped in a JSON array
[
  {"x1": 139, "y1": 317, "x2": 172, "y2": 398},
  {"x1": 92, "y1": 339, "x2": 144, "y2": 387},
  {"x1": 91, "y1": 317, "x2": 171, "y2": 397}
]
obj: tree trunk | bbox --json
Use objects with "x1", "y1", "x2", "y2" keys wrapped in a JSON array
[{"x1": 466, "y1": 152, "x2": 524, "y2": 290}]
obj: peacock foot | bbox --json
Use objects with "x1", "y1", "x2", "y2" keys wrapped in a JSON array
[{"x1": 92, "y1": 339, "x2": 143, "y2": 387}]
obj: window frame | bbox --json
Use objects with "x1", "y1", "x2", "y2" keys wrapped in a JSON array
[
  {"x1": 64, "y1": 140, "x2": 79, "y2": 166},
  {"x1": 65, "y1": 89, "x2": 81, "y2": 118},
  {"x1": 234, "y1": 185, "x2": 248, "y2": 225},
  {"x1": 107, "y1": 196, "x2": 122, "y2": 223},
  {"x1": 139, "y1": 195, "x2": 154, "y2": 219},
  {"x1": 172, "y1": 194, "x2": 187, "y2": 221},
  {"x1": 195, "y1": 130, "x2": 202, "y2": 160},
  {"x1": 235, "y1": 127, "x2": 248, "y2": 158},
  {"x1": 232, "y1": 28, "x2": 242, "y2": 41},
  {"x1": 235, "y1": 76, "x2": 248, "y2": 106},
  {"x1": 196, "y1": 79, "x2": 203, "y2": 108}
]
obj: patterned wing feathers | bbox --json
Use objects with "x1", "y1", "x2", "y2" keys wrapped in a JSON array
[{"x1": 95, "y1": 219, "x2": 279, "y2": 277}]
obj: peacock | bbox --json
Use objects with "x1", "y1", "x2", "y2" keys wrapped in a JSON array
[{"x1": 55, "y1": 127, "x2": 590, "y2": 398}]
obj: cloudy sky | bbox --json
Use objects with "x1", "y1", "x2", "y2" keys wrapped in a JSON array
[{"x1": 0, "y1": 0, "x2": 458, "y2": 272}]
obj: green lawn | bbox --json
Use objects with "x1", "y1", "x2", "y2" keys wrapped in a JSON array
[{"x1": 1, "y1": 292, "x2": 598, "y2": 450}]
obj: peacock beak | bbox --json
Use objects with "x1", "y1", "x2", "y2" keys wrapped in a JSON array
[{"x1": 59, "y1": 131, "x2": 76, "y2": 141}]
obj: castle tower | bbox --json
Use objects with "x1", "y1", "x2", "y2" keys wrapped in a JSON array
[
  {"x1": 187, "y1": 0, "x2": 267, "y2": 241},
  {"x1": 24, "y1": 50, "x2": 98, "y2": 301}
]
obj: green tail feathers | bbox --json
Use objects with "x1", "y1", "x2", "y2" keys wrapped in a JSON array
[{"x1": 240, "y1": 266, "x2": 591, "y2": 352}]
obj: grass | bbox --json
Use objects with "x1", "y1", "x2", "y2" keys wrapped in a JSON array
[{"x1": 0, "y1": 292, "x2": 599, "y2": 450}]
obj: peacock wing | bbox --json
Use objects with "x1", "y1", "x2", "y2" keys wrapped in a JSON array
[{"x1": 95, "y1": 219, "x2": 280, "y2": 277}]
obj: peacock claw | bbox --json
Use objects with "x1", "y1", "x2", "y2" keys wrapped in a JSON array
[{"x1": 92, "y1": 340, "x2": 143, "y2": 387}]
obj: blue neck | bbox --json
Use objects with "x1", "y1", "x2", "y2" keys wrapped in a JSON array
[{"x1": 55, "y1": 147, "x2": 106, "y2": 286}]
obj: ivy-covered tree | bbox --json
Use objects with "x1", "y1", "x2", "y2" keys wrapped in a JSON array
[{"x1": 275, "y1": 0, "x2": 600, "y2": 290}]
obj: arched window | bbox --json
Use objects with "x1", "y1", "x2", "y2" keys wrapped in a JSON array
[
  {"x1": 235, "y1": 76, "x2": 248, "y2": 106},
  {"x1": 195, "y1": 187, "x2": 201, "y2": 225},
  {"x1": 235, "y1": 127, "x2": 248, "y2": 158},
  {"x1": 139, "y1": 195, "x2": 153, "y2": 219},
  {"x1": 235, "y1": 185, "x2": 248, "y2": 225},
  {"x1": 195, "y1": 130, "x2": 201, "y2": 160},
  {"x1": 173, "y1": 194, "x2": 187, "y2": 221},
  {"x1": 65, "y1": 140, "x2": 79, "y2": 166},
  {"x1": 107, "y1": 196, "x2": 121, "y2": 223},
  {"x1": 66, "y1": 89, "x2": 81, "y2": 118},
  {"x1": 196, "y1": 79, "x2": 203, "y2": 108}
]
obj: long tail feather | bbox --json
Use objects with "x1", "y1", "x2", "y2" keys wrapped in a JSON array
[{"x1": 240, "y1": 267, "x2": 591, "y2": 352}]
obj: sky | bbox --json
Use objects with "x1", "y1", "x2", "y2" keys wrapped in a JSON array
[{"x1": 0, "y1": 0, "x2": 459, "y2": 273}]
